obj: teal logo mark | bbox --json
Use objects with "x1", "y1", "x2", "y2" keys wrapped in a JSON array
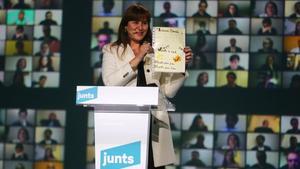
[
  {"x1": 100, "y1": 141, "x2": 141, "y2": 169},
  {"x1": 76, "y1": 87, "x2": 97, "y2": 103}
]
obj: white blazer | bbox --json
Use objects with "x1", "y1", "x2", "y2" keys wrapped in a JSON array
[{"x1": 102, "y1": 43, "x2": 188, "y2": 167}]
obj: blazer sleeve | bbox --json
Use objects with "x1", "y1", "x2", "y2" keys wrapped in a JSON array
[
  {"x1": 159, "y1": 72, "x2": 188, "y2": 98},
  {"x1": 102, "y1": 45, "x2": 137, "y2": 86}
]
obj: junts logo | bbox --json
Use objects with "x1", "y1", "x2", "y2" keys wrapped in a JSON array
[
  {"x1": 100, "y1": 141, "x2": 141, "y2": 169},
  {"x1": 76, "y1": 87, "x2": 97, "y2": 103}
]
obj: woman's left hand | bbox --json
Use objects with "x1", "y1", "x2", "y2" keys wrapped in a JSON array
[{"x1": 184, "y1": 46, "x2": 193, "y2": 65}]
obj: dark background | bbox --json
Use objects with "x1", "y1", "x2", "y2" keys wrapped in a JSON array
[{"x1": 0, "y1": 0, "x2": 299, "y2": 168}]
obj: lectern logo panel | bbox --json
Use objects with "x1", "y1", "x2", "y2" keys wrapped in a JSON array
[
  {"x1": 100, "y1": 141, "x2": 141, "y2": 169},
  {"x1": 76, "y1": 87, "x2": 98, "y2": 103}
]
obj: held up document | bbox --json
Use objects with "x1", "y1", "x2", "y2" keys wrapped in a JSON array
[{"x1": 152, "y1": 27, "x2": 185, "y2": 73}]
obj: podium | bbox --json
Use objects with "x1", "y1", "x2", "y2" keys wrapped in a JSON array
[{"x1": 76, "y1": 86, "x2": 159, "y2": 169}]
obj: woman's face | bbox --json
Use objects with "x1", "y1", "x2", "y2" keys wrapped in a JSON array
[
  {"x1": 18, "y1": 59, "x2": 27, "y2": 70},
  {"x1": 126, "y1": 20, "x2": 148, "y2": 43},
  {"x1": 196, "y1": 118, "x2": 204, "y2": 126},
  {"x1": 229, "y1": 5, "x2": 236, "y2": 15},
  {"x1": 18, "y1": 129, "x2": 26, "y2": 142},
  {"x1": 228, "y1": 135, "x2": 237, "y2": 147},
  {"x1": 41, "y1": 56, "x2": 48, "y2": 66},
  {"x1": 199, "y1": 73, "x2": 209, "y2": 85},
  {"x1": 266, "y1": 3, "x2": 276, "y2": 16}
]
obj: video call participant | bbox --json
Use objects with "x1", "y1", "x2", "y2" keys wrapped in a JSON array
[
  {"x1": 287, "y1": 118, "x2": 300, "y2": 133},
  {"x1": 220, "y1": 71, "x2": 243, "y2": 88},
  {"x1": 189, "y1": 115, "x2": 208, "y2": 131},
  {"x1": 101, "y1": 4, "x2": 193, "y2": 168},
  {"x1": 280, "y1": 151, "x2": 300, "y2": 169},
  {"x1": 257, "y1": 37, "x2": 278, "y2": 53},
  {"x1": 11, "y1": 143, "x2": 28, "y2": 160},
  {"x1": 196, "y1": 72, "x2": 209, "y2": 87},
  {"x1": 192, "y1": 0, "x2": 211, "y2": 17},
  {"x1": 13, "y1": 40, "x2": 29, "y2": 55},
  {"x1": 289, "y1": 2, "x2": 300, "y2": 18},
  {"x1": 222, "y1": 133, "x2": 240, "y2": 150},
  {"x1": 14, "y1": 10, "x2": 29, "y2": 25},
  {"x1": 12, "y1": 0, "x2": 31, "y2": 9},
  {"x1": 290, "y1": 75, "x2": 300, "y2": 89},
  {"x1": 259, "y1": 54, "x2": 280, "y2": 71},
  {"x1": 39, "y1": 128, "x2": 58, "y2": 145},
  {"x1": 284, "y1": 136, "x2": 300, "y2": 154},
  {"x1": 33, "y1": 75, "x2": 47, "y2": 88},
  {"x1": 159, "y1": 1, "x2": 177, "y2": 18},
  {"x1": 259, "y1": 1, "x2": 279, "y2": 17},
  {"x1": 39, "y1": 0, "x2": 58, "y2": 9},
  {"x1": 40, "y1": 112, "x2": 61, "y2": 127},
  {"x1": 254, "y1": 119, "x2": 274, "y2": 133},
  {"x1": 97, "y1": 21, "x2": 114, "y2": 35},
  {"x1": 224, "y1": 114, "x2": 239, "y2": 131},
  {"x1": 222, "y1": 150, "x2": 240, "y2": 168},
  {"x1": 250, "y1": 151, "x2": 276, "y2": 169},
  {"x1": 190, "y1": 134, "x2": 206, "y2": 149},
  {"x1": 101, "y1": 0, "x2": 114, "y2": 16},
  {"x1": 38, "y1": 25, "x2": 59, "y2": 44},
  {"x1": 223, "y1": 54, "x2": 245, "y2": 70},
  {"x1": 35, "y1": 42, "x2": 54, "y2": 58},
  {"x1": 91, "y1": 33, "x2": 111, "y2": 51},
  {"x1": 256, "y1": 71, "x2": 277, "y2": 89},
  {"x1": 11, "y1": 108, "x2": 33, "y2": 127},
  {"x1": 257, "y1": 17, "x2": 278, "y2": 35},
  {"x1": 221, "y1": 19, "x2": 243, "y2": 35},
  {"x1": 223, "y1": 3, "x2": 240, "y2": 17},
  {"x1": 39, "y1": 11, "x2": 58, "y2": 25},
  {"x1": 184, "y1": 150, "x2": 206, "y2": 167},
  {"x1": 251, "y1": 134, "x2": 271, "y2": 151},
  {"x1": 223, "y1": 38, "x2": 242, "y2": 52},
  {"x1": 12, "y1": 25, "x2": 29, "y2": 40},
  {"x1": 290, "y1": 40, "x2": 300, "y2": 53}
]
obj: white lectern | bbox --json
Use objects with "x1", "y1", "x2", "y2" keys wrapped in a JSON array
[{"x1": 76, "y1": 86, "x2": 159, "y2": 169}]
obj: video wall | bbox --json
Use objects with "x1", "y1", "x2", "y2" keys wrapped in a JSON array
[
  {"x1": 86, "y1": 111, "x2": 300, "y2": 169},
  {"x1": 90, "y1": 0, "x2": 300, "y2": 89},
  {"x1": 0, "y1": 0, "x2": 63, "y2": 88},
  {"x1": 0, "y1": 108, "x2": 66, "y2": 169}
]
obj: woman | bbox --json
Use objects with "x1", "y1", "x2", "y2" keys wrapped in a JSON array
[
  {"x1": 36, "y1": 56, "x2": 55, "y2": 72},
  {"x1": 11, "y1": 127, "x2": 30, "y2": 144},
  {"x1": 223, "y1": 3, "x2": 240, "y2": 17},
  {"x1": 11, "y1": 58, "x2": 28, "y2": 87},
  {"x1": 259, "y1": 1, "x2": 278, "y2": 17},
  {"x1": 44, "y1": 147, "x2": 55, "y2": 161},
  {"x1": 189, "y1": 115, "x2": 208, "y2": 131},
  {"x1": 222, "y1": 133, "x2": 240, "y2": 150},
  {"x1": 102, "y1": 3, "x2": 193, "y2": 168},
  {"x1": 222, "y1": 150, "x2": 240, "y2": 168}
]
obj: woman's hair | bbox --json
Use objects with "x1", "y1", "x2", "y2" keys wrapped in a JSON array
[
  {"x1": 224, "y1": 3, "x2": 239, "y2": 17},
  {"x1": 36, "y1": 56, "x2": 54, "y2": 71},
  {"x1": 264, "y1": 1, "x2": 278, "y2": 16},
  {"x1": 17, "y1": 127, "x2": 30, "y2": 142},
  {"x1": 16, "y1": 58, "x2": 26, "y2": 71},
  {"x1": 227, "y1": 133, "x2": 240, "y2": 148},
  {"x1": 44, "y1": 147, "x2": 55, "y2": 160},
  {"x1": 222, "y1": 150, "x2": 237, "y2": 166},
  {"x1": 112, "y1": 3, "x2": 152, "y2": 56},
  {"x1": 295, "y1": 21, "x2": 300, "y2": 35}
]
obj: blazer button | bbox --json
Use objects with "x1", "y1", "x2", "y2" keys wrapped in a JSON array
[{"x1": 146, "y1": 69, "x2": 150, "y2": 72}]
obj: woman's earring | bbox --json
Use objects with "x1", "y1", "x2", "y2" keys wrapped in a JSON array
[{"x1": 124, "y1": 27, "x2": 127, "y2": 32}]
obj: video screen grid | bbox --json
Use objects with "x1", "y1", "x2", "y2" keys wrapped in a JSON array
[
  {"x1": 0, "y1": 108, "x2": 66, "y2": 169},
  {"x1": 90, "y1": 0, "x2": 300, "y2": 89},
  {"x1": 86, "y1": 111, "x2": 300, "y2": 169},
  {"x1": 0, "y1": 0, "x2": 63, "y2": 88}
]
